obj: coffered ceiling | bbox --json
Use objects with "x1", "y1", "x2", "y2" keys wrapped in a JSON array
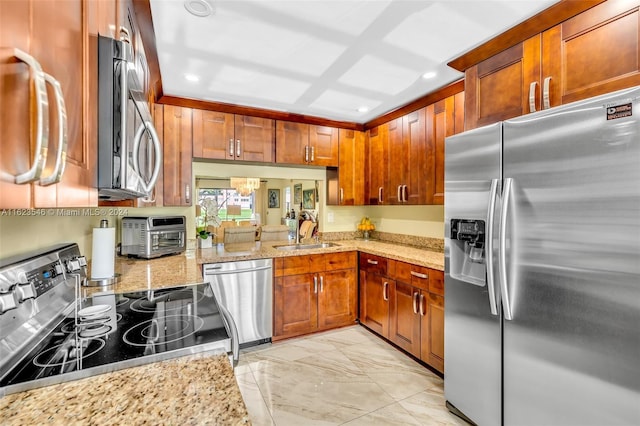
[{"x1": 150, "y1": 0, "x2": 558, "y2": 123}]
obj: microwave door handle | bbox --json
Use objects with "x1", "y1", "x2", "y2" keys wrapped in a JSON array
[
  {"x1": 119, "y1": 62, "x2": 128, "y2": 190},
  {"x1": 132, "y1": 121, "x2": 162, "y2": 195},
  {"x1": 13, "y1": 48, "x2": 49, "y2": 184},
  {"x1": 39, "y1": 73, "x2": 68, "y2": 186}
]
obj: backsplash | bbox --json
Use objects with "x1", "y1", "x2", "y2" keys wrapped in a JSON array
[{"x1": 320, "y1": 231, "x2": 444, "y2": 252}]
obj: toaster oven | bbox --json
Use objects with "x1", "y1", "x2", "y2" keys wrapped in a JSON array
[{"x1": 121, "y1": 216, "x2": 186, "y2": 258}]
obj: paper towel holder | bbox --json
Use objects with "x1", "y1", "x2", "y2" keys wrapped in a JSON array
[{"x1": 86, "y1": 219, "x2": 121, "y2": 287}]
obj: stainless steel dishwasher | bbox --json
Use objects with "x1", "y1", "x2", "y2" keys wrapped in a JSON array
[{"x1": 203, "y1": 259, "x2": 272, "y2": 348}]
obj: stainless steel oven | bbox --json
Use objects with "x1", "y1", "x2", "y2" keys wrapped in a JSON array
[{"x1": 97, "y1": 34, "x2": 161, "y2": 201}]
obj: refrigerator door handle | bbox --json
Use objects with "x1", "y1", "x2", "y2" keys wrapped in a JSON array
[
  {"x1": 499, "y1": 177, "x2": 514, "y2": 320},
  {"x1": 486, "y1": 178, "x2": 500, "y2": 316}
]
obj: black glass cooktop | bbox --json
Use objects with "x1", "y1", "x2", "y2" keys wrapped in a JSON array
[{"x1": 0, "y1": 284, "x2": 230, "y2": 392}]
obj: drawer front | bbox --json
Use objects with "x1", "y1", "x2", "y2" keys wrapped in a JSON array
[
  {"x1": 395, "y1": 261, "x2": 411, "y2": 283},
  {"x1": 428, "y1": 269, "x2": 444, "y2": 296},
  {"x1": 326, "y1": 251, "x2": 356, "y2": 270},
  {"x1": 410, "y1": 265, "x2": 430, "y2": 292},
  {"x1": 359, "y1": 253, "x2": 387, "y2": 275},
  {"x1": 281, "y1": 255, "x2": 311, "y2": 275}
]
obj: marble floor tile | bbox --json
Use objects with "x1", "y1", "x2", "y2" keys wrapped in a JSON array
[{"x1": 236, "y1": 326, "x2": 468, "y2": 426}]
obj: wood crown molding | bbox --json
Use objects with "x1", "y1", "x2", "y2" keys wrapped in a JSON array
[{"x1": 447, "y1": 0, "x2": 607, "y2": 71}]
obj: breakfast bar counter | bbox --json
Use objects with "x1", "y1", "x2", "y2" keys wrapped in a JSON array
[{"x1": 0, "y1": 353, "x2": 249, "y2": 425}]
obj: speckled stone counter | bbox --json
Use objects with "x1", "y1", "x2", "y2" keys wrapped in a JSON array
[
  {"x1": 197, "y1": 239, "x2": 444, "y2": 271},
  {"x1": 0, "y1": 353, "x2": 249, "y2": 425}
]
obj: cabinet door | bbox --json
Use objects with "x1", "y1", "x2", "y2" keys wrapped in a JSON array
[
  {"x1": 403, "y1": 108, "x2": 427, "y2": 205},
  {"x1": 464, "y1": 39, "x2": 541, "y2": 130},
  {"x1": 235, "y1": 115, "x2": 274, "y2": 163},
  {"x1": 275, "y1": 121, "x2": 309, "y2": 165},
  {"x1": 542, "y1": 0, "x2": 640, "y2": 108},
  {"x1": 33, "y1": 0, "x2": 94, "y2": 208},
  {"x1": 421, "y1": 292, "x2": 444, "y2": 373},
  {"x1": 309, "y1": 125, "x2": 338, "y2": 166},
  {"x1": 162, "y1": 105, "x2": 193, "y2": 206},
  {"x1": 432, "y1": 94, "x2": 463, "y2": 205},
  {"x1": 386, "y1": 117, "x2": 405, "y2": 204},
  {"x1": 366, "y1": 124, "x2": 388, "y2": 205},
  {"x1": 0, "y1": 0, "x2": 32, "y2": 208},
  {"x1": 192, "y1": 110, "x2": 234, "y2": 160},
  {"x1": 336, "y1": 129, "x2": 365, "y2": 206},
  {"x1": 359, "y1": 270, "x2": 390, "y2": 338},
  {"x1": 318, "y1": 268, "x2": 357, "y2": 329},
  {"x1": 274, "y1": 274, "x2": 318, "y2": 339},
  {"x1": 389, "y1": 280, "x2": 421, "y2": 357}
]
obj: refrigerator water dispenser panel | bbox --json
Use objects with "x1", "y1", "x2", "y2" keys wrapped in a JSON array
[{"x1": 450, "y1": 219, "x2": 486, "y2": 286}]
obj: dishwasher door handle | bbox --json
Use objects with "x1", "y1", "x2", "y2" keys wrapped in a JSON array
[{"x1": 204, "y1": 265, "x2": 272, "y2": 275}]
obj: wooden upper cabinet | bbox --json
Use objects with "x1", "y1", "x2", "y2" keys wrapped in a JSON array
[
  {"x1": 161, "y1": 105, "x2": 193, "y2": 206},
  {"x1": 465, "y1": 0, "x2": 640, "y2": 129},
  {"x1": 193, "y1": 111, "x2": 274, "y2": 163},
  {"x1": 366, "y1": 124, "x2": 389, "y2": 205},
  {"x1": 275, "y1": 121, "x2": 309, "y2": 165},
  {"x1": 386, "y1": 117, "x2": 405, "y2": 205},
  {"x1": 0, "y1": 0, "x2": 97, "y2": 209},
  {"x1": 327, "y1": 129, "x2": 365, "y2": 206},
  {"x1": 308, "y1": 125, "x2": 339, "y2": 167},
  {"x1": 432, "y1": 92, "x2": 464, "y2": 205},
  {"x1": 543, "y1": 0, "x2": 640, "y2": 106}
]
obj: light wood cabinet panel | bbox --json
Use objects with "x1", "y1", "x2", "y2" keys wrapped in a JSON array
[
  {"x1": 422, "y1": 292, "x2": 445, "y2": 373},
  {"x1": 386, "y1": 117, "x2": 404, "y2": 204},
  {"x1": 404, "y1": 108, "x2": 428, "y2": 205},
  {"x1": 274, "y1": 274, "x2": 318, "y2": 337},
  {"x1": 365, "y1": 124, "x2": 389, "y2": 205},
  {"x1": 389, "y1": 280, "x2": 421, "y2": 357},
  {"x1": 235, "y1": 115, "x2": 274, "y2": 162},
  {"x1": 359, "y1": 270, "x2": 390, "y2": 338},
  {"x1": 432, "y1": 93, "x2": 464, "y2": 205},
  {"x1": 308, "y1": 125, "x2": 339, "y2": 167},
  {"x1": 161, "y1": 105, "x2": 193, "y2": 206},
  {"x1": 275, "y1": 121, "x2": 309, "y2": 165},
  {"x1": 318, "y1": 268, "x2": 357, "y2": 329}
]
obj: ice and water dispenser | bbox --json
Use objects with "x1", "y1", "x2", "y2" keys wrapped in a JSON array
[{"x1": 449, "y1": 219, "x2": 486, "y2": 286}]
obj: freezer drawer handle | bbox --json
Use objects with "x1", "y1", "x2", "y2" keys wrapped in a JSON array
[
  {"x1": 486, "y1": 178, "x2": 500, "y2": 316},
  {"x1": 410, "y1": 271, "x2": 428, "y2": 279},
  {"x1": 499, "y1": 178, "x2": 514, "y2": 320}
]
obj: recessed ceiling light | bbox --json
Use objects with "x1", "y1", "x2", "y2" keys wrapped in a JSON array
[
  {"x1": 357, "y1": 106, "x2": 369, "y2": 113},
  {"x1": 184, "y1": 73, "x2": 200, "y2": 82},
  {"x1": 422, "y1": 71, "x2": 437, "y2": 80},
  {"x1": 184, "y1": 0, "x2": 215, "y2": 17}
]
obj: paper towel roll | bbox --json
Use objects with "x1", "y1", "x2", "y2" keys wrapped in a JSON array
[{"x1": 91, "y1": 226, "x2": 115, "y2": 280}]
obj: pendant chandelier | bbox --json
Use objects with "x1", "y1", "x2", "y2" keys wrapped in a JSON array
[{"x1": 230, "y1": 177, "x2": 260, "y2": 196}]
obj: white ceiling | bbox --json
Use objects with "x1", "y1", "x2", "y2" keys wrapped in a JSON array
[{"x1": 150, "y1": 0, "x2": 558, "y2": 123}]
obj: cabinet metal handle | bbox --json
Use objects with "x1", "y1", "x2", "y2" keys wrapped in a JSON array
[
  {"x1": 119, "y1": 27, "x2": 131, "y2": 43},
  {"x1": 397, "y1": 185, "x2": 402, "y2": 203},
  {"x1": 419, "y1": 294, "x2": 426, "y2": 316},
  {"x1": 305, "y1": 145, "x2": 309, "y2": 162},
  {"x1": 543, "y1": 76, "x2": 552, "y2": 110},
  {"x1": 383, "y1": 282, "x2": 389, "y2": 301},
  {"x1": 320, "y1": 275, "x2": 324, "y2": 293},
  {"x1": 412, "y1": 292, "x2": 419, "y2": 314},
  {"x1": 12, "y1": 48, "x2": 49, "y2": 184},
  {"x1": 367, "y1": 259, "x2": 378, "y2": 265},
  {"x1": 236, "y1": 139, "x2": 241, "y2": 157},
  {"x1": 185, "y1": 184, "x2": 191, "y2": 205},
  {"x1": 410, "y1": 271, "x2": 428, "y2": 279},
  {"x1": 529, "y1": 81, "x2": 538, "y2": 113},
  {"x1": 310, "y1": 146, "x2": 315, "y2": 162},
  {"x1": 378, "y1": 187, "x2": 383, "y2": 204},
  {"x1": 403, "y1": 185, "x2": 408, "y2": 202},
  {"x1": 339, "y1": 188, "x2": 344, "y2": 203},
  {"x1": 313, "y1": 275, "x2": 318, "y2": 294},
  {"x1": 229, "y1": 139, "x2": 234, "y2": 157},
  {"x1": 39, "y1": 73, "x2": 68, "y2": 186}
]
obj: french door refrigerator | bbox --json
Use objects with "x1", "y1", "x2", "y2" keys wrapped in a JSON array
[{"x1": 444, "y1": 86, "x2": 640, "y2": 426}]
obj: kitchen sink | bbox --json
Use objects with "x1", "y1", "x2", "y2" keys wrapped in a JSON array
[{"x1": 273, "y1": 242, "x2": 339, "y2": 251}]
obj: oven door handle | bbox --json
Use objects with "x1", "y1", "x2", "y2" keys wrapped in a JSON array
[
  {"x1": 132, "y1": 120, "x2": 162, "y2": 195},
  {"x1": 217, "y1": 303, "x2": 239, "y2": 367}
]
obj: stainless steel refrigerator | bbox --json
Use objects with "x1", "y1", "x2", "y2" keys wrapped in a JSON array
[{"x1": 444, "y1": 86, "x2": 640, "y2": 425}]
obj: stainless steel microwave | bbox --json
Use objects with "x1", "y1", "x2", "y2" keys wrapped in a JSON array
[
  {"x1": 121, "y1": 216, "x2": 186, "y2": 259},
  {"x1": 97, "y1": 35, "x2": 161, "y2": 201}
]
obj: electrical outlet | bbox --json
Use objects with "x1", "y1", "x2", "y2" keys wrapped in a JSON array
[{"x1": 327, "y1": 212, "x2": 335, "y2": 223}]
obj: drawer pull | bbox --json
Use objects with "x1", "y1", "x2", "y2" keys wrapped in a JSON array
[
  {"x1": 367, "y1": 259, "x2": 378, "y2": 265},
  {"x1": 410, "y1": 271, "x2": 428, "y2": 279}
]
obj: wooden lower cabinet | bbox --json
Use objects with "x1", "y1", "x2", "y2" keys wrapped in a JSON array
[
  {"x1": 359, "y1": 270, "x2": 390, "y2": 338},
  {"x1": 389, "y1": 280, "x2": 421, "y2": 357},
  {"x1": 422, "y1": 292, "x2": 444, "y2": 373},
  {"x1": 274, "y1": 252, "x2": 357, "y2": 340}
]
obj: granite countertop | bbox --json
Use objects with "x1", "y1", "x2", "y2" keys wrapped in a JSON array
[
  {"x1": 197, "y1": 239, "x2": 444, "y2": 271},
  {"x1": 0, "y1": 353, "x2": 249, "y2": 425}
]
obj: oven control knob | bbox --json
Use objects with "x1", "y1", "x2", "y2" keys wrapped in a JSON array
[
  {"x1": 55, "y1": 263, "x2": 64, "y2": 275},
  {"x1": 16, "y1": 271, "x2": 29, "y2": 284},
  {"x1": 16, "y1": 282, "x2": 36, "y2": 303},
  {"x1": 76, "y1": 256, "x2": 87, "y2": 267},
  {"x1": 66, "y1": 259, "x2": 81, "y2": 272},
  {"x1": 0, "y1": 291, "x2": 19, "y2": 315}
]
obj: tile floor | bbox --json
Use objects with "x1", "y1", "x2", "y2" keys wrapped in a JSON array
[{"x1": 234, "y1": 326, "x2": 468, "y2": 425}]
